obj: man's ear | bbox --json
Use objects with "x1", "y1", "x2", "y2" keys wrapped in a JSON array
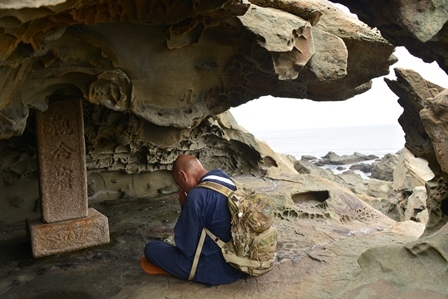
[{"x1": 178, "y1": 170, "x2": 187, "y2": 182}]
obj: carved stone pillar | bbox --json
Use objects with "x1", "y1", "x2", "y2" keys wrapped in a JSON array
[{"x1": 27, "y1": 98, "x2": 110, "y2": 258}]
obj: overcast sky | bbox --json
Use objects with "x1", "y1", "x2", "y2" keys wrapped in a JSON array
[{"x1": 230, "y1": 47, "x2": 447, "y2": 132}]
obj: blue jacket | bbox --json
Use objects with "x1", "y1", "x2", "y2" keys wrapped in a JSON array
[{"x1": 174, "y1": 168, "x2": 242, "y2": 284}]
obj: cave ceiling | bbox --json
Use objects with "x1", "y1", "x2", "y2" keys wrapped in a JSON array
[
  {"x1": 0, "y1": 0, "x2": 397, "y2": 139},
  {"x1": 334, "y1": 0, "x2": 448, "y2": 74}
]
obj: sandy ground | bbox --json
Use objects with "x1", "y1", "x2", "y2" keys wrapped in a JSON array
[{"x1": 1, "y1": 175, "x2": 442, "y2": 299}]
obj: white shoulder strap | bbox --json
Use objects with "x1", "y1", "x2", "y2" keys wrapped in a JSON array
[{"x1": 202, "y1": 175, "x2": 235, "y2": 186}]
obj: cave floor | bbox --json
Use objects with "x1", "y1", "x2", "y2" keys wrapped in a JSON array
[{"x1": 0, "y1": 175, "x2": 443, "y2": 299}]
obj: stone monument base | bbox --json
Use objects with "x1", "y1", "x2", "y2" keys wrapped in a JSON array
[{"x1": 27, "y1": 208, "x2": 110, "y2": 258}]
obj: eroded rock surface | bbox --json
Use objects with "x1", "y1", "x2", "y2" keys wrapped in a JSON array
[
  {"x1": 0, "y1": 0, "x2": 395, "y2": 224},
  {"x1": 0, "y1": 173, "x2": 430, "y2": 299},
  {"x1": 335, "y1": 0, "x2": 448, "y2": 74},
  {"x1": 0, "y1": 0, "x2": 394, "y2": 139},
  {"x1": 386, "y1": 69, "x2": 448, "y2": 235},
  {"x1": 1, "y1": 0, "x2": 448, "y2": 298}
]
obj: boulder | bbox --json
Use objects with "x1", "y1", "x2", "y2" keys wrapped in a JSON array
[
  {"x1": 350, "y1": 163, "x2": 374, "y2": 173},
  {"x1": 404, "y1": 186, "x2": 428, "y2": 224},
  {"x1": 370, "y1": 153, "x2": 399, "y2": 181},
  {"x1": 301, "y1": 155, "x2": 318, "y2": 161},
  {"x1": 319, "y1": 151, "x2": 378, "y2": 165},
  {"x1": 393, "y1": 147, "x2": 434, "y2": 192}
]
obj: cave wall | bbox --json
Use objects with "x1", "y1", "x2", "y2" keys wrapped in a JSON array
[
  {"x1": 0, "y1": 101, "x2": 274, "y2": 223},
  {"x1": 0, "y1": 0, "x2": 399, "y2": 224}
]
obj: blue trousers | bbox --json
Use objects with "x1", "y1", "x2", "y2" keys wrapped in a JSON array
[
  {"x1": 144, "y1": 240, "x2": 242, "y2": 285},
  {"x1": 144, "y1": 240, "x2": 191, "y2": 280}
]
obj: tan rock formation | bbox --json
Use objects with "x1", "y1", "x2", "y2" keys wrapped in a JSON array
[
  {"x1": 404, "y1": 186, "x2": 428, "y2": 223},
  {"x1": 389, "y1": 148, "x2": 434, "y2": 223},
  {"x1": 1, "y1": 172, "x2": 430, "y2": 299},
  {"x1": 334, "y1": 0, "x2": 448, "y2": 74},
  {"x1": 0, "y1": 0, "x2": 448, "y2": 297},
  {"x1": 393, "y1": 147, "x2": 434, "y2": 192},
  {"x1": 385, "y1": 68, "x2": 448, "y2": 235},
  {"x1": 0, "y1": 0, "x2": 394, "y2": 139}
]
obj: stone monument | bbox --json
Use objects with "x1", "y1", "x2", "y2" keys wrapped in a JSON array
[{"x1": 27, "y1": 98, "x2": 110, "y2": 258}]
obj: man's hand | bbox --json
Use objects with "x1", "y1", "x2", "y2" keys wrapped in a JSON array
[{"x1": 178, "y1": 190, "x2": 187, "y2": 208}]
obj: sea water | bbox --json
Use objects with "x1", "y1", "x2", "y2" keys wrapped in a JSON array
[{"x1": 251, "y1": 124, "x2": 405, "y2": 161}]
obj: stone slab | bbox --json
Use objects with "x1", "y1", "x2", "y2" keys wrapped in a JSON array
[
  {"x1": 27, "y1": 208, "x2": 110, "y2": 258},
  {"x1": 35, "y1": 98, "x2": 88, "y2": 223}
]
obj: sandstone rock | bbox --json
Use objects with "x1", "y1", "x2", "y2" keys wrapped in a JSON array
[
  {"x1": 370, "y1": 153, "x2": 398, "y2": 181},
  {"x1": 0, "y1": 173, "x2": 424, "y2": 299},
  {"x1": 349, "y1": 163, "x2": 374, "y2": 173},
  {"x1": 336, "y1": 240, "x2": 447, "y2": 298},
  {"x1": 0, "y1": 105, "x2": 299, "y2": 221},
  {"x1": 0, "y1": 1, "x2": 396, "y2": 229},
  {"x1": 338, "y1": 171, "x2": 395, "y2": 206},
  {"x1": 385, "y1": 68, "x2": 448, "y2": 236},
  {"x1": 301, "y1": 155, "x2": 317, "y2": 161},
  {"x1": 294, "y1": 155, "x2": 398, "y2": 219},
  {"x1": 393, "y1": 147, "x2": 434, "y2": 192},
  {"x1": 311, "y1": 150, "x2": 431, "y2": 225},
  {"x1": 385, "y1": 69, "x2": 442, "y2": 172},
  {"x1": 319, "y1": 151, "x2": 378, "y2": 165},
  {"x1": 254, "y1": 0, "x2": 397, "y2": 99},
  {"x1": 404, "y1": 186, "x2": 428, "y2": 224},
  {"x1": 337, "y1": 0, "x2": 448, "y2": 74},
  {"x1": 295, "y1": 157, "x2": 346, "y2": 184},
  {"x1": 0, "y1": 0, "x2": 447, "y2": 297},
  {"x1": 0, "y1": 0, "x2": 395, "y2": 139}
]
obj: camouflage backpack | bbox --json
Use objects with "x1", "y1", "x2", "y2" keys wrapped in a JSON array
[{"x1": 188, "y1": 179, "x2": 277, "y2": 279}]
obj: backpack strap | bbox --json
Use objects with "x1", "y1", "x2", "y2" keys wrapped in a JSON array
[
  {"x1": 198, "y1": 181, "x2": 232, "y2": 249},
  {"x1": 198, "y1": 180, "x2": 233, "y2": 197},
  {"x1": 188, "y1": 229, "x2": 206, "y2": 280},
  {"x1": 204, "y1": 228, "x2": 226, "y2": 248},
  {"x1": 188, "y1": 181, "x2": 233, "y2": 280}
]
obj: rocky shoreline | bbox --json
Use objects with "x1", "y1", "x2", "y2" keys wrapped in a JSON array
[
  {"x1": 303, "y1": 151, "x2": 385, "y2": 179},
  {"x1": 292, "y1": 147, "x2": 434, "y2": 224}
]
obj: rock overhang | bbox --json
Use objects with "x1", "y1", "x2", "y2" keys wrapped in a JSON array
[{"x1": 0, "y1": 0, "x2": 395, "y2": 139}]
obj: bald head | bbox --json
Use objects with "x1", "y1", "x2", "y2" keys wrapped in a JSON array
[
  {"x1": 172, "y1": 155, "x2": 207, "y2": 192},
  {"x1": 173, "y1": 155, "x2": 202, "y2": 174}
]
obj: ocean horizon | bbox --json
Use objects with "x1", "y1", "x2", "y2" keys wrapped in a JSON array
[{"x1": 251, "y1": 124, "x2": 405, "y2": 160}]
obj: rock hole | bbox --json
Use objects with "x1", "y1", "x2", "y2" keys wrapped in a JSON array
[
  {"x1": 292, "y1": 190, "x2": 329, "y2": 203},
  {"x1": 441, "y1": 199, "x2": 448, "y2": 216},
  {"x1": 263, "y1": 156, "x2": 278, "y2": 167}
]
